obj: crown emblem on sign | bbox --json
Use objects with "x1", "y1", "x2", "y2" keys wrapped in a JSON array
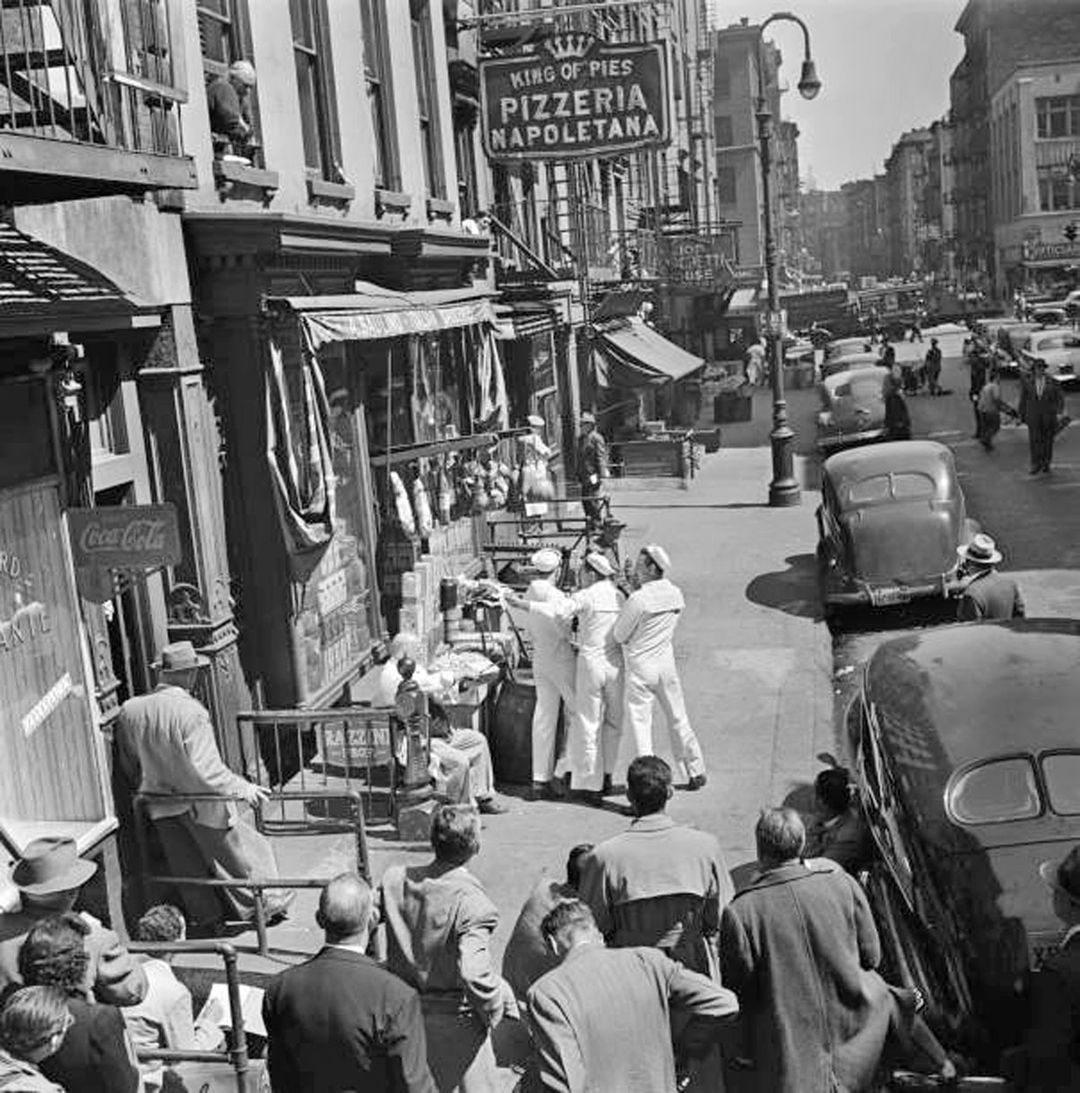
[{"x1": 543, "y1": 33, "x2": 594, "y2": 61}]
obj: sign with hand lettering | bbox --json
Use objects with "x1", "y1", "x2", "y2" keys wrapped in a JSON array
[
  {"x1": 480, "y1": 34, "x2": 669, "y2": 160},
  {"x1": 67, "y1": 504, "x2": 182, "y2": 570}
]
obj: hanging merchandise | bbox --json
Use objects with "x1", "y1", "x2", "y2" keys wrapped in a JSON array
[
  {"x1": 463, "y1": 457, "x2": 489, "y2": 513},
  {"x1": 412, "y1": 462, "x2": 435, "y2": 538},
  {"x1": 389, "y1": 470, "x2": 416, "y2": 537},
  {"x1": 437, "y1": 456, "x2": 453, "y2": 525},
  {"x1": 410, "y1": 335, "x2": 438, "y2": 440}
]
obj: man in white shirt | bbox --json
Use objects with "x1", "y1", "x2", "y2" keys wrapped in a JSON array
[
  {"x1": 507, "y1": 549, "x2": 577, "y2": 799},
  {"x1": 510, "y1": 552, "x2": 622, "y2": 801},
  {"x1": 614, "y1": 545, "x2": 707, "y2": 790}
]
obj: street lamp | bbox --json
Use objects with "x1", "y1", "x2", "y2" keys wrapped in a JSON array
[{"x1": 757, "y1": 12, "x2": 821, "y2": 507}]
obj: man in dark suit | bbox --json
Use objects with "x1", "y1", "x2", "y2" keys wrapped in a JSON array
[
  {"x1": 955, "y1": 534, "x2": 1025, "y2": 622},
  {"x1": 1019, "y1": 357, "x2": 1065, "y2": 474},
  {"x1": 1009, "y1": 845, "x2": 1080, "y2": 1089},
  {"x1": 262, "y1": 874, "x2": 435, "y2": 1093}
]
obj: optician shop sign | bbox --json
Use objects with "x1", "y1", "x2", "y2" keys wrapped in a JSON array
[{"x1": 480, "y1": 33, "x2": 669, "y2": 160}]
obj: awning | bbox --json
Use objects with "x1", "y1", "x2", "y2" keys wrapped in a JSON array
[
  {"x1": 268, "y1": 282, "x2": 498, "y2": 354},
  {"x1": 595, "y1": 318, "x2": 705, "y2": 386},
  {"x1": 0, "y1": 221, "x2": 161, "y2": 337},
  {"x1": 726, "y1": 286, "x2": 761, "y2": 312},
  {"x1": 493, "y1": 302, "x2": 558, "y2": 339}
]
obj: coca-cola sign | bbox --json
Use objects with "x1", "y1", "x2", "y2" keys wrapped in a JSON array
[{"x1": 68, "y1": 504, "x2": 182, "y2": 570}]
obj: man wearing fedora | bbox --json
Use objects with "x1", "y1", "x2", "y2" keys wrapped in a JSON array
[
  {"x1": 955, "y1": 534, "x2": 1025, "y2": 622},
  {"x1": 1007, "y1": 846, "x2": 1080, "y2": 1088},
  {"x1": 614, "y1": 545, "x2": 707, "y2": 791},
  {"x1": 115, "y1": 640, "x2": 290, "y2": 933},
  {"x1": 0, "y1": 837, "x2": 147, "y2": 1006},
  {"x1": 575, "y1": 411, "x2": 608, "y2": 526},
  {"x1": 1019, "y1": 356, "x2": 1066, "y2": 475}
]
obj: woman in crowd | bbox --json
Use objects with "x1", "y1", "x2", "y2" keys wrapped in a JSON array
[{"x1": 18, "y1": 914, "x2": 140, "y2": 1093}]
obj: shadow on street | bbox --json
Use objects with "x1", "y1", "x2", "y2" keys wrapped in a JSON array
[{"x1": 744, "y1": 552, "x2": 825, "y2": 622}]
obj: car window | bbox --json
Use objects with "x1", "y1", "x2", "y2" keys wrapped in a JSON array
[
  {"x1": 846, "y1": 472, "x2": 935, "y2": 505},
  {"x1": 948, "y1": 757, "x2": 1041, "y2": 825},
  {"x1": 1036, "y1": 334, "x2": 1069, "y2": 351},
  {"x1": 848, "y1": 375, "x2": 885, "y2": 399},
  {"x1": 1042, "y1": 752, "x2": 1080, "y2": 815}
]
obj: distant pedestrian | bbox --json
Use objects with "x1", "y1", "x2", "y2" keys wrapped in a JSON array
[
  {"x1": 1019, "y1": 357, "x2": 1066, "y2": 474},
  {"x1": 968, "y1": 340, "x2": 991, "y2": 438},
  {"x1": 575, "y1": 411, "x2": 608, "y2": 525},
  {"x1": 527, "y1": 900, "x2": 739, "y2": 1093},
  {"x1": 263, "y1": 873, "x2": 435, "y2": 1093},
  {"x1": 909, "y1": 308, "x2": 924, "y2": 343},
  {"x1": 955, "y1": 534, "x2": 1025, "y2": 622},
  {"x1": 882, "y1": 367, "x2": 911, "y2": 441},
  {"x1": 614, "y1": 546, "x2": 707, "y2": 789},
  {"x1": 975, "y1": 366, "x2": 1017, "y2": 451},
  {"x1": 745, "y1": 341, "x2": 766, "y2": 387},
  {"x1": 924, "y1": 337, "x2": 943, "y2": 395},
  {"x1": 578, "y1": 756, "x2": 733, "y2": 977},
  {"x1": 502, "y1": 844, "x2": 593, "y2": 1001}
]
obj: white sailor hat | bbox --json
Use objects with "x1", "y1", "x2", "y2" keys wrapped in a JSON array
[
  {"x1": 530, "y1": 548, "x2": 561, "y2": 574},
  {"x1": 583, "y1": 552, "x2": 615, "y2": 577},
  {"x1": 641, "y1": 543, "x2": 671, "y2": 573},
  {"x1": 526, "y1": 414, "x2": 545, "y2": 428}
]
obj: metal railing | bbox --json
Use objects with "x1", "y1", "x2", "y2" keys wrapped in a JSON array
[{"x1": 0, "y1": 0, "x2": 186, "y2": 155}]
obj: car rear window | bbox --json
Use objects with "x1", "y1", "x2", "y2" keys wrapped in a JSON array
[
  {"x1": 948, "y1": 758, "x2": 1041, "y2": 825},
  {"x1": 846, "y1": 472, "x2": 936, "y2": 505},
  {"x1": 1042, "y1": 752, "x2": 1080, "y2": 815}
]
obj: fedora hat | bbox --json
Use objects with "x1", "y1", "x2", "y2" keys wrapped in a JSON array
[
  {"x1": 957, "y1": 533, "x2": 1002, "y2": 567},
  {"x1": 1040, "y1": 845, "x2": 1080, "y2": 907},
  {"x1": 159, "y1": 640, "x2": 209, "y2": 674},
  {"x1": 12, "y1": 837, "x2": 96, "y2": 897}
]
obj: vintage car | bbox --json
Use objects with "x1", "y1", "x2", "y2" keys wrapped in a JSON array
[
  {"x1": 816, "y1": 440, "x2": 976, "y2": 616},
  {"x1": 848, "y1": 619, "x2": 1080, "y2": 1069},
  {"x1": 816, "y1": 367, "x2": 887, "y2": 452},
  {"x1": 1019, "y1": 327, "x2": 1080, "y2": 387},
  {"x1": 827, "y1": 336, "x2": 876, "y2": 360},
  {"x1": 820, "y1": 350, "x2": 883, "y2": 381}
]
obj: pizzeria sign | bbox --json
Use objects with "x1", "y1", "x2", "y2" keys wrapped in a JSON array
[{"x1": 480, "y1": 34, "x2": 669, "y2": 160}]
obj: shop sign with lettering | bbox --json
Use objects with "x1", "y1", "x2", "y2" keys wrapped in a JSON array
[
  {"x1": 660, "y1": 235, "x2": 737, "y2": 288},
  {"x1": 67, "y1": 504, "x2": 182, "y2": 570},
  {"x1": 481, "y1": 34, "x2": 669, "y2": 160},
  {"x1": 1021, "y1": 240, "x2": 1080, "y2": 263}
]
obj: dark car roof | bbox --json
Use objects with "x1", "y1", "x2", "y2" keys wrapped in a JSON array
[
  {"x1": 865, "y1": 619, "x2": 1080, "y2": 773},
  {"x1": 823, "y1": 440, "x2": 953, "y2": 493}
]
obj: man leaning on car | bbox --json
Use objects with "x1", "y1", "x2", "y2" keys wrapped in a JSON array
[{"x1": 955, "y1": 535, "x2": 1025, "y2": 622}]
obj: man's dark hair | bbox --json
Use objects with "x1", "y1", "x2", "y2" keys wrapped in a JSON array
[
  {"x1": 0, "y1": 986, "x2": 70, "y2": 1059},
  {"x1": 317, "y1": 873, "x2": 373, "y2": 944},
  {"x1": 19, "y1": 914, "x2": 90, "y2": 995},
  {"x1": 755, "y1": 808, "x2": 806, "y2": 864},
  {"x1": 627, "y1": 756, "x2": 671, "y2": 815},
  {"x1": 566, "y1": 844, "x2": 594, "y2": 890},
  {"x1": 430, "y1": 804, "x2": 481, "y2": 865},
  {"x1": 135, "y1": 904, "x2": 185, "y2": 944},
  {"x1": 814, "y1": 768, "x2": 854, "y2": 816},
  {"x1": 540, "y1": 899, "x2": 596, "y2": 945}
]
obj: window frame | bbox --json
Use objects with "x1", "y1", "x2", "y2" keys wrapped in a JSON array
[
  {"x1": 1036, "y1": 95, "x2": 1080, "y2": 139},
  {"x1": 716, "y1": 165, "x2": 737, "y2": 206},
  {"x1": 196, "y1": 0, "x2": 265, "y2": 162},
  {"x1": 289, "y1": 0, "x2": 344, "y2": 181},
  {"x1": 411, "y1": 0, "x2": 445, "y2": 199},
  {"x1": 360, "y1": 0, "x2": 400, "y2": 191}
]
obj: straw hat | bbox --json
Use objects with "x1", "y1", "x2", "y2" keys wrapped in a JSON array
[
  {"x1": 641, "y1": 543, "x2": 671, "y2": 573},
  {"x1": 957, "y1": 533, "x2": 1002, "y2": 567},
  {"x1": 583, "y1": 552, "x2": 615, "y2": 577}
]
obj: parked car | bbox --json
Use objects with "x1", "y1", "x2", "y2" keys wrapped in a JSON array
[
  {"x1": 1030, "y1": 302, "x2": 1069, "y2": 326},
  {"x1": 827, "y1": 336, "x2": 875, "y2": 359},
  {"x1": 816, "y1": 367, "x2": 887, "y2": 452},
  {"x1": 1001, "y1": 321, "x2": 1045, "y2": 358},
  {"x1": 847, "y1": 618, "x2": 1080, "y2": 1070},
  {"x1": 820, "y1": 350, "x2": 882, "y2": 381},
  {"x1": 1019, "y1": 327, "x2": 1080, "y2": 387},
  {"x1": 816, "y1": 440, "x2": 977, "y2": 617}
]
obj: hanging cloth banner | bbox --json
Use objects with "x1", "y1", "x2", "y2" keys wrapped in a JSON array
[{"x1": 265, "y1": 334, "x2": 337, "y2": 562}]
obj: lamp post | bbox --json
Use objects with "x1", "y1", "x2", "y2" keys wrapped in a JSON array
[{"x1": 756, "y1": 12, "x2": 821, "y2": 507}]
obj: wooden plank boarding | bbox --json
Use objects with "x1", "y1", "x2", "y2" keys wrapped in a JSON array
[{"x1": 0, "y1": 481, "x2": 107, "y2": 836}]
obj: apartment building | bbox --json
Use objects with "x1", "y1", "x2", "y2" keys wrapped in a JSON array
[{"x1": 884, "y1": 127, "x2": 932, "y2": 277}]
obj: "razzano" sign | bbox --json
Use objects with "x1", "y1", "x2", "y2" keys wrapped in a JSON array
[{"x1": 480, "y1": 34, "x2": 669, "y2": 160}]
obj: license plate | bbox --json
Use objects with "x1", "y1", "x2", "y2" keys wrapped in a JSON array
[{"x1": 870, "y1": 585, "x2": 911, "y2": 607}]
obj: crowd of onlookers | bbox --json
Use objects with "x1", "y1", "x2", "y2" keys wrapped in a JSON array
[{"x1": 2, "y1": 753, "x2": 1078, "y2": 1090}]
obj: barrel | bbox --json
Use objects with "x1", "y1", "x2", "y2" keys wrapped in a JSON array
[
  {"x1": 490, "y1": 673, "x2": 536, "y2": 785},
  {"x1": 490, "y1": 671, "x2": 567, "y2": 786}
]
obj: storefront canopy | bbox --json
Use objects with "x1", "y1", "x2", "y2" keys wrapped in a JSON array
[
  {"x1": 596, "y1": 318, "x2": 705, "y2": 386},
  {"x1": 268, "y1": 282, "x2": 498, "y2": 354}
]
